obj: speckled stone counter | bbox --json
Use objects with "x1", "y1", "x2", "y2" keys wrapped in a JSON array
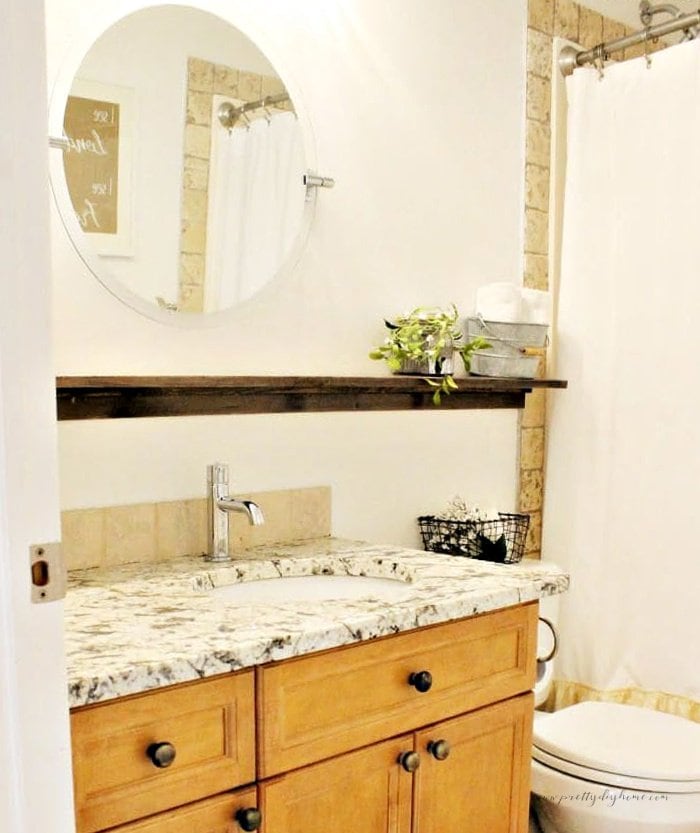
[{"x1": 65, "y1": 538, "x2": 569, "y2": 708}]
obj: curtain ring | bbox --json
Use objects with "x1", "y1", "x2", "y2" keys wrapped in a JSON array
[
  {"x1": 644, "y1": 28, "x2": 653, "y2": 68},
  {"x1": 594, "y1": 44, "x2": 605, "y2": 80}
]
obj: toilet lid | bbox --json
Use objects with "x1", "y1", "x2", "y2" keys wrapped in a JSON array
[{"x1": 533, "y1": 702, "x2": 700, "y2": 786}]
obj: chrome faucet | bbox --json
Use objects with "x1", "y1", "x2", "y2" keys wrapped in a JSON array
[{"x1": 206, "y1": 463, "x2": 265, "y2": 561}]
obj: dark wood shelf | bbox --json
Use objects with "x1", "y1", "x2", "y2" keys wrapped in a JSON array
[{"x1": 55, "y1": 375, "x2": 567, "y2": 421}]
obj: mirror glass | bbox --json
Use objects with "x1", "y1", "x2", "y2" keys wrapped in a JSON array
[{"x1": 52, "y1": 5, "x2": 309, "y2": 319}]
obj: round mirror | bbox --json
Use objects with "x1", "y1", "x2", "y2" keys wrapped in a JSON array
[{"x1": 49, "y1": 5, "x2": 312, "y2": 324}]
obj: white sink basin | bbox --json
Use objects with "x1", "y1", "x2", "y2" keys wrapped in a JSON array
[{"x1": 208, "y1": 574, "x2": 412, "y2": 604}]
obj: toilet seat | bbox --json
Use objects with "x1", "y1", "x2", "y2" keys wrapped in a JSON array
[{"x1": 533, "y1": 702, "x2": 700, "y2": 793}]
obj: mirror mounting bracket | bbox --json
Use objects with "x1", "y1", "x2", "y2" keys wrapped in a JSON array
[{"x1": 304, "y1": 172, "x2": 335, "y2": 201}]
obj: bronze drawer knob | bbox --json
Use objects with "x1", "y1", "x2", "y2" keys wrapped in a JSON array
[
  {"x1": 408, "y1": 670, "x2": 433, "y2": 692},
  {"x1": 427, "y1": 739, "x2": 451, "y2": 760},
  {"x1": 145, "y1": 741, "x2": 176, "y2": 768},
  {"x1": 236, "y1": 807, "x2": 263, "y2": 831},
  {"x1": 398, "y1": 751, "x2": 421, "y2": 773}
]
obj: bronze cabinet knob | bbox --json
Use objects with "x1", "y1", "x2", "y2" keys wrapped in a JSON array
[
  {"x1": 236, "y1": 807, "x2": 262, "y2": 831},
  {"x1": 145, "y1": 742, "x2": 176, "y2": 768},
  {"x1": 408, "y1": 670, "x2": 433, "y2": 692},
  {"x1": 398, "y1": 751, "x2": 421, "y2": 773},
  {"x1": 427, "y1": 739, "x2": 451, "y2": 761}
]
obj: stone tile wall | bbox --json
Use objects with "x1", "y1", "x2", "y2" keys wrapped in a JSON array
[
  {"x1": 520, "y1": 1, "x2": 668, "y2": 557},
  {"x1": 62, "y1": 486, "x2": 331, "y2": 571}
]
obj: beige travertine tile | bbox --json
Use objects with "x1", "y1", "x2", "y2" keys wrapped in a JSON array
[
  {"x1": 181, "y1": 182, "x2": 208, "y2": 246},
  {"x1": 524, "y1": 253, "x2": 549, "y2": 290},
  {"x1": 524, "y1": 510, "x2": 543, "y2": 557},
  {"x1": 519, "y1": 469, "x2": 544, "y2": 512},
  {"x1": 104, "y1": 504, "x2": 157, "y2": 566},
  {"x1": 524, "y1": 207, "x2": 549, "y2": 255},
  {"x1": 181, "y1": 189, "x2": 208, "y2": 224},
  {"x1": 62, "y1": 508, "x2": 105, "y2": 570},
  {"x1": 602, "y1": 17, "x2": 625, "y2": 45},
  {"x1": 579, "y1": 7, "x2": 603, "y2": 47},
  {"x1": 261, "y1": 75, "x2": 286, "y2": 98},
  {"x1": 184, "y1": 124, "x2": 211, "y2": 160},
  {"x1": 183, "y1": 156, "x2": 209, "y2": 191},
  {"x1": 186, "y1": 91, "x2": 212, "y2": 127},
  {"x1": 529, "y1": 0, "x2": 554, "y2": 34},
  {"x1": 521, "y1": 387, "x2": 546, "y2": 428},
  {"x1": 65, "y1": 488, "x2": 334, "y2": 570},
  {"x1": 180, "y1": 219, "x2": 207, "y2": 254},
  {"x1": 188, "y1": 57, "x2": 214, "y2": 92},
  {"x1": 156, "y1": 499, "x2": 207, "y2": 560},
  {"x1": 243, "y1": 490, "x2": 294, "y2": 547},
  {"x1": 554, "y1": 0, "x2": 579, "y2": 41},
  {"x1": 528, "y1": 28, "x2": 553, "y2": 78},
  {"x1": 213, "y1": 64, "x2": 240, "y2": 97},
  {"x1": 239, "y1": 71, "x2": 263, "y2": 102},
  {"x1": 526, "y1": 73, "x2": 551, "y2": 123},
  {"x1": 179, "y1": 281, "x2": 205, "y2": 313},
  {"x1": 521, "y1": 427, "x2": 545, "y2": 470},
  {"x1": 525, "y1": 163, "x2": 550, "y2": 212},
  {"x1": 526, "y1": 118, "x2": 551, "y2": 168},
  {"x1": 185, "y1": 499, "x2": 208, "y2": 555},
  {"x1": 290, "y1": 487, "x2": 332, "y2": 540},
  {"x1": 180, "y1": 253, "x2": 205, "y2": 288}
]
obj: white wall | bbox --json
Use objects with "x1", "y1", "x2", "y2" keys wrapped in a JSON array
[{"x1": 48, "y1": 0, "x2": 528, "y2": 545}]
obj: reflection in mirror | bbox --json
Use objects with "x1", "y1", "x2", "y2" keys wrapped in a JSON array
[{"x1": 55, "y1": 5, "x2": 307, "y2": 318}]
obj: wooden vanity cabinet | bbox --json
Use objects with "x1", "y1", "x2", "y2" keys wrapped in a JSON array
[
  {"x1": 70, "y1": 603, "x2": 538, "y2": 833},
  {"x1": 70, "y1": 671, "x2": 255, "y2": 833},
  {"x1": 259, "y1": 693, "x2": 533, "y2": 833}
]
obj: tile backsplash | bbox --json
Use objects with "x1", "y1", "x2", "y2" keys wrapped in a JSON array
[{"x1": 62, "y1": 486, "x2": 331, "y2": 571}]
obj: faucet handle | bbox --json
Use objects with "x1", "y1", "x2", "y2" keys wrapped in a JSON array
[{"x1": 208, "y1": 462, "x2": 229, "y2": 486}]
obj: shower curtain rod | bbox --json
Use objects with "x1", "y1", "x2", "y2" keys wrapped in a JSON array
[
  {"x1": 559, "y1": 9, "x2": 700, "y2": 75},
  {"x1": 217, "y1": 92, "x2": 291, "y2": 129}
]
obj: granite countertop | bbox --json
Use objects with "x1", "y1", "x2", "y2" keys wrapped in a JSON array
[{"x1": 65, "y1": 538, "x2": 569, "y2": 708}]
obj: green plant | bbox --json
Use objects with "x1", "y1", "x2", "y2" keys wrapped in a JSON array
[{"x1": 369, "y1": 305, "x2": 491, "y2": 405}]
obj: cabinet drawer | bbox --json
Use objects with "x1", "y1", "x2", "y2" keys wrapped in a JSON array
[
  {"x1": 71, "y1": 671, "x2": 255, "y2": 833},
  {"x1": 257, "y1": 603, "x2": 537, "y2": 777},
  {"x1": 108, "y1": 787, "x2": 258, "y2": 833}
]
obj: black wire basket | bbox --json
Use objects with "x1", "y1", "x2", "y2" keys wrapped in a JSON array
[{"x1": 417, "y1": 512, "x2": 530, "y2": 564}]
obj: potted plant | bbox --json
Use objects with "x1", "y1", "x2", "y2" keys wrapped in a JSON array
[{"x1": 369, "y1": 305, "x2": 490, "y2": 404}]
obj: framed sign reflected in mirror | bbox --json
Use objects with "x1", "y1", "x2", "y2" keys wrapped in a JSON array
[
  {"x1": 63, "y1": 80, "x2": 134, "y2": 257},
  {"x1": 48, "y1": 5, "x2": 314, "y2": 325}
]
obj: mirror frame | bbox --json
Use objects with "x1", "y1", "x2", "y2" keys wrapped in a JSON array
[{"x1": 47, "y1": 0, "x2": 317, "y2": 328}]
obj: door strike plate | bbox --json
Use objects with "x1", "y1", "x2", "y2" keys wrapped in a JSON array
[{"x1": 30, "y1": 542, "x2": 67, "y2": 603}]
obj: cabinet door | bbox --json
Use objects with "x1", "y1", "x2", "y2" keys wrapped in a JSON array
[
  {"x1": 414, "y1": 693, "x2": 533, "y2": 833},
  {"x1": 108, "y1": 788, "x2": 259, "y2": 832},
  {"x1": 259, "y1": 735, "x2": 413, "y2": 833}
]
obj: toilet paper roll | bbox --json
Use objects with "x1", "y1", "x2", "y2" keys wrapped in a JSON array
[{"x1": 534, "y1": 659, "x2": 554, "y2": 708}]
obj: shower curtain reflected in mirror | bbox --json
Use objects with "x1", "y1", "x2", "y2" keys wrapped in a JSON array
[
  {"x1": 205, "y1": 108, "x2": 306, "y2": 311},
  {"x1": 545, "y1": 39, "x2": 700, "y2": 712}
]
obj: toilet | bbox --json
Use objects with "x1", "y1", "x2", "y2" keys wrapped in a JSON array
[{"x1": 530, "y1": 701, "x2": 700, "y2": 833}]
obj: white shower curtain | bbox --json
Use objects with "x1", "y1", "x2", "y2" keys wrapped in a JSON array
[
  {"x1": 205, "y1": 109, "x2": 306, "y2": 311},
  {"x1": 545, "y1": 40, "x2": 700, "y2": 705}
]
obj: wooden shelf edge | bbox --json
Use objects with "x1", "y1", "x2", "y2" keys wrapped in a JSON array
[{"x1": 55, "y1": 375, "x2": 567, "y2": 421}]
